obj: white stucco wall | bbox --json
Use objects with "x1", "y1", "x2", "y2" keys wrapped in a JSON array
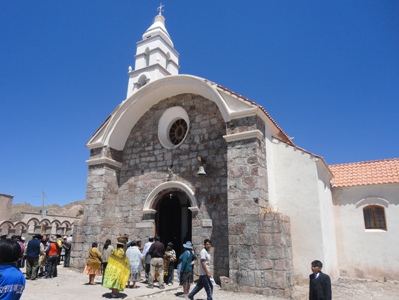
[
  {"x1": 333, "y1": 183, "x2": 399, "y2": 280},
  {"x1": 315, "y1": 161, "x2": 339, "y2": 281},
  {"x1": 270, "y1": 140, "x2": 338, "y2": 284}
]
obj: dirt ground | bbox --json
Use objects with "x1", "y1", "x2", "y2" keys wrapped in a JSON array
[
  {"x1": 20, "y1": 264, "x2": 399, "y2": 300},
  {"x1": 291, "y1": 277, "x2": 399, "y2": 300}
]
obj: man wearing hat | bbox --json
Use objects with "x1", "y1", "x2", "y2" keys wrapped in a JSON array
[
  {"x1": 44, "y1": 235, "x2": 59, "y2": 278},
  {"x1": 24, "y1": 234, "x2": 44, "y2": 280},
  {"x1": 147, "y1": 235, "x2": 165, "y2": 289}
]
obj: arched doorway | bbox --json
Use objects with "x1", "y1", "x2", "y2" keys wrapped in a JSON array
[{"x1": 155, "y1": 191, "x2": 192, "y2": 261}]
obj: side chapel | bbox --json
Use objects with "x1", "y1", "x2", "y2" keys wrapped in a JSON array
[{"x1": 72, "y1": 9, "x2": 399, "y2": 297}]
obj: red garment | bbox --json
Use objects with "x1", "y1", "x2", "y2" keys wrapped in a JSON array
[{"x1": 48, "y1": 242, "x2": 59, "y2": 256}]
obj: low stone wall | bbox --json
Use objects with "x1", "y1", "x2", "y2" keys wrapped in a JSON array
[{"x1": 223, "y1": 213, "x2": 294, "y2": 298}]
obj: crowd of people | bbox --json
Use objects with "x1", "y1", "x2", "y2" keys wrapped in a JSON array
[
  {"x1": 81, "y1": 235, "x2": 213, "y2": 299},
  {"x1": 0, "y1": 233, "x2": 73, "y2": 283},
  {"x1": 0, "y1": 231, "x2": 333, "y2": 300},
  {"x1": 23, "y1": 233, "x2": 73, "y2": 280},
  {"x1": 0, "y1": 233, "x2": 214, "y2": 299}
]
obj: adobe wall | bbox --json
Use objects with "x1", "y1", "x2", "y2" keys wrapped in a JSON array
[
  {"x1": 0, "y1": 194, "x2": 13, "y2": 221},
  {"x1": 334, "y1": 183, "x2": 399, "y2": 280}
]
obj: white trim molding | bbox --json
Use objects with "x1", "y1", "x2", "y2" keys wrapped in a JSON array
[
  {"x1": 355, "y1": 197, "x2": 390, "y2": 209},
  {"x1": 143, "y1": 181, "x2": 199, "y2": 214},
  {"x1": 86, "y1": 157, "x2": 122, "y2": 169},
  {"x1": 223, "y1": 129, "x2": 264, "y2": 143}
]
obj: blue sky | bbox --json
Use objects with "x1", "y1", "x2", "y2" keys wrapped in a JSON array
[{"x1": 1, "y1": 1, "x2": 398, "y2": 206}]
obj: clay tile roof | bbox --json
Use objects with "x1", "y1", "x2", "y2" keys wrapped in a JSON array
[{"x1": 329, "y1": 158, "x2": 399, "y2": 187}]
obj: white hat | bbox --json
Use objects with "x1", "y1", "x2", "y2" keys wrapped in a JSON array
[{"x1": 183, "y1": 241, "x2": 193, "y2": 249}]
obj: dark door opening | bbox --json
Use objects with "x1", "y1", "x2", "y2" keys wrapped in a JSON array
[{"x1": 156, "y1": 193, "x2": 192, "y2": 263}]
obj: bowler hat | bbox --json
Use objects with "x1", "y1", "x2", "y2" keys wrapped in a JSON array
[{"x1": 117, "y1": 236, "x2": 127, "y2": 246}]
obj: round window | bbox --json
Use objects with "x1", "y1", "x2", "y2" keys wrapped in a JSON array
[
  {"x1": 169, "y1": 119, "x2": 188, "y2": 145},
  {"x1": 158, "y1": 106, "x2": 190, "y2": 149}
]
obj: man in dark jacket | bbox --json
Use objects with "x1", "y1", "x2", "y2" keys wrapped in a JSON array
[
  {"x1": 309, "y1": 260, "x2": 332, "y2": 300},
  {"x1": 147, "y1": 235, "x2": 165, "y2": 289},
  {"x1": 24, "y1": 234, "x2": 44, "y2": 280}
]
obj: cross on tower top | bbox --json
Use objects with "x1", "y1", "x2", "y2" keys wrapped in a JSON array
[{"x1": 157, "y1": 3, "x2": 164, "y2": 15}]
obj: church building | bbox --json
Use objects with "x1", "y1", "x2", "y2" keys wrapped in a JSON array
[{"x1": 72, "y1": 10, "x2": 399, "y2": 297}]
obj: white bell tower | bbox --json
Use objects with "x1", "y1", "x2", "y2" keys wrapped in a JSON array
[{"x1": 127, "y1": 4, "x2": 180, "y2": 98}]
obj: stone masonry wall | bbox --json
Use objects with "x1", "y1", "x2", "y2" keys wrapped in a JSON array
[
  {"x1": 225, "y1": 116, "x2": 293, "y2": 297},
  {"x1": 75, "y1": 93, "x2": 230, "y2": 277},
  {"x1": 72, "y1": 162, "x2": 121, "y2": 268},
  {"x1": 221, "y1": 213, "x2": 293, "y2": 297},
  {"x1": 116, "y1": 93, "x2": 229, "y2": 278}
]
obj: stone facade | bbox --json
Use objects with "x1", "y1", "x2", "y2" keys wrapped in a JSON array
[{"x1": 74, "y1": 93, "x2": 294, "y2": 297}]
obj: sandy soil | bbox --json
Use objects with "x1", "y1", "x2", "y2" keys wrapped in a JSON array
[{"x1": 20, "y1": 265, "x2": 399, "y2": 300}]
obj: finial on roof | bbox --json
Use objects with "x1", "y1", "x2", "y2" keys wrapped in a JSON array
[{"x1": 157, "y1": 3, "x2": 164, "y2": 15}]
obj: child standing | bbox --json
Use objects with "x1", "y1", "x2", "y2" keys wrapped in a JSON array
[{"x1": 309, "y1": 260, "x2": 332, "y2": 300}]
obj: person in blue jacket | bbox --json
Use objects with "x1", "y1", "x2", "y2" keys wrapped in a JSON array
[
  {"x1": 178, "y1": 241, "x2": 196, "y2": 298},
  {"x1": 0, "y1": 239, "x2": 26, "y2": 299}
]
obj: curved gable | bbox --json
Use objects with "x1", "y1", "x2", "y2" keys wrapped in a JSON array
[{"x1": 87, "y1": 75, "x2": 258, "y2": 151}]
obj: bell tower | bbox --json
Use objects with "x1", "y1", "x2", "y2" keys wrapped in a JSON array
[{"x1": 127, "y1": 4, "x2": 180, "y2": 98}]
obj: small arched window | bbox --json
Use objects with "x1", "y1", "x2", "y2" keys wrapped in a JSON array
[
  {"x1": 137, "y1": 75, "x2": 148, "y2": 88},
  {"x1": 363, "y1": 205, "x2": 386, "y2": 230}
]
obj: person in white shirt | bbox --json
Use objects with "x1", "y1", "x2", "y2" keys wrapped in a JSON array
[
  {"x1": 141, "y1": 236, "x2": 154, "y2": 283},
  {"x1": 188, "y1": 239, "x2": 213, "y2": 300}
]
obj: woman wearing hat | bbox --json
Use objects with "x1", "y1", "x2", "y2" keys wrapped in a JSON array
[
  {"x1": 178, "y1": 241, "x2": 196, "y2": 297},
  {"x1": 83, "y1": 242, "x2": 102, "y2": 285},
  {"x1": 102, "y1": 237, "x2": 130, "y2": 298}
]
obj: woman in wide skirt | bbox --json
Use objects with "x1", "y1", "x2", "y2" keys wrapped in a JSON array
[{"x1": 102, "y1": 238, "x2": 130, "y2": 298}]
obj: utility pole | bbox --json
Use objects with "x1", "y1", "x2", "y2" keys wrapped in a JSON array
[{"x1": 41, "y1": 190, "x2": 47, "y2": 218}]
